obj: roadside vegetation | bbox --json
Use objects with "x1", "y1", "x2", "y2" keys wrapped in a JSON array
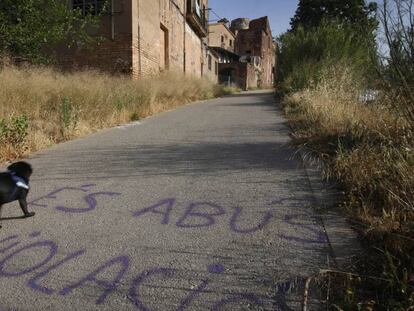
[
  {"x1": 277, "y1": 0, "x2": 413, "y2": 309},
  {"x1": 0, "y1": 64, "x2": 227, "y2": 163}
]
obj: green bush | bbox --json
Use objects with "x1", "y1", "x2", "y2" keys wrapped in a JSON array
[
  {"x1": 60, "y1": 97, "x2": 78, "y2": 136},
  {"x1": 0, "y1": 115, "x2": 29, "y2": 147},
  {"x1": 276, "y1": 21, "x2": 376, "y2": 96}
]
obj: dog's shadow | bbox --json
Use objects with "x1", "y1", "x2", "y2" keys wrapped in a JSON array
[{"x1": 0, "y1": 215, "x2": 27, "y2": 221}]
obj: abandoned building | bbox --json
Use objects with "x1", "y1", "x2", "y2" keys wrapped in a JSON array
[
  {"x1": 208, "y1": 20, "x2": 239, "y2": 62},
  {"x1": 208, "y1": 16, "x2": 276, "y2": 90},
  {"x1": 57, "y1": 1, "x2": 276, "y2": 89},
  {"x1": 58, "y1": 0, "x2": 218, "y2": 82}
]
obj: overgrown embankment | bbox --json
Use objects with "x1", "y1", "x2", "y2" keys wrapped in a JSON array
[
  {"x1": 283, "y1": 67, "x2": 413, "y2": 308},
  {"x1": 277, "y1": 11, "x2": 413, "y2": 310},
  {"x1": 0, "y1": 66, "x2": 233, "y2": 163}
]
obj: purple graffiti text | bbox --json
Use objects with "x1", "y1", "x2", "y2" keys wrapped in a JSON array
[
  {"x1": 129, "y1": 268, "x2": 175, "y2": 311},
  {"x1": 176, "y1": 202, "x2": 226, "y2": 228},
  {"x1": 132, "y1": 198, "x2": 175, "y2": 225},
  {"x1": 0, "y1": 236, "x2": 20, "y2": 254},
  {"x1": 0, "y1": 241, "x2": 58, "y2": 277},
  {"x1": 29, "y1": 185, "x2": 95, "y2": 208},
  {"x1": 133, "y1": 199, "x2": 274, "y2": 234},
  {"x1": 59, "y1": 255, "x2": 129, "y2": 305},
  {"x1": 56, "y1": 192, "x2": 121, "y2": 213},
  {"x1": 279, "y1": 214, "x2": 327, "y2": 244},
  {"x1": 27, "y1": 250, "x2": 86, "y2": 295},
  {"x1": 230, "y1": 207, "x2": 273, "y2": 234}
]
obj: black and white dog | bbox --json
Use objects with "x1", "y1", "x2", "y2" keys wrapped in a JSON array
[{"x1": 0, "y1": 161, "x2": 35, "y2": 228}]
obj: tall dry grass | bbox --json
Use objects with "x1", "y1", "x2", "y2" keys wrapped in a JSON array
[
  {"x1": 285, "y1": 66, "x2": 413, "y2": 227},
  {"x1": 0, "y1": 66, "x2": 224, "y2": 162},
  {"x1": 284, "y1": 64, "x2": 414, "y2": 308}
]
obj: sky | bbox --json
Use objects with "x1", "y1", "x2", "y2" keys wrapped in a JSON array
[{"x1": 208, "y1": 0, "x2": 300, "y2": 37}]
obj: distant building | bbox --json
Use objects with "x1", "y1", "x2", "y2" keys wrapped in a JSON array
[
  {"x1": 233, "y1": 17, "x2": 276, "y2": 87},
  {"x1": 208, "y1": 16, "x2": 276, "y2": 90},
  {"x1": 57, "y1": 0, "x2": 218, "y2": 82},
  {"x1": 208, "y1": 20, "x2": 239, "y2": 63},
  {"x1": 209, "y1": 19, "x2": 236, "y2": 53}
]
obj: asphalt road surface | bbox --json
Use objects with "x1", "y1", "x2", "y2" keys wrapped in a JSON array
[{"x1": 0, "y1": 90, "x2": 330, "y2": 311}]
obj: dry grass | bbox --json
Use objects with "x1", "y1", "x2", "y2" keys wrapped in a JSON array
[
  {"x1": 284, "y1": 66, "x2": 413, "y2": 232},
  {"x1": 283, "y1": 65, "x2": 414, "y2": 309},
  {"x1": 0, "y1": 66, "x2": 223, "y2": 163}
]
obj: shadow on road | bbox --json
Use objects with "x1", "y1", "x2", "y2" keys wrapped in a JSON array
[{"x1": 31, "y1": 141, "x2": 303, "y2": 181}]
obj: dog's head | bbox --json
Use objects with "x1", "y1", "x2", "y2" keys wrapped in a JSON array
[{"x1": 7, "y1": 161, "x2": 33, "y2": 181}]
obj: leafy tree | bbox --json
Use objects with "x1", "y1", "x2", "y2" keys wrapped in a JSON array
[
  {"x1": 290, "y1": 0, "x2": 378, "y2": 32},
  {"x1": 276, "y1": 0, "x2": 380, "y2": 95},
  {"x1": 0, "y1": 0, "x2": 101, "y2": 63},
  {"x1": 276, "y1": 21, "x2": 377, "y2": 94}
]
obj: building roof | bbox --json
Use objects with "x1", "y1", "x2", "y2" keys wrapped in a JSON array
[
  {"x1": 208, "y1": 22, "x2": 236, "y2": 39},
  {"x1": 210, "y1": 47, "x2": 240, "y2": 61}
]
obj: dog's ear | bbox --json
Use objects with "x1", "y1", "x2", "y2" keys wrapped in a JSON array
[{"x1": 7, "y1": 161, "x2": 33, "y2": 179}]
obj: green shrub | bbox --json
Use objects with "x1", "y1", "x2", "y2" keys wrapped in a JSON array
[
  {"x1": 276, "y1": 21, "x2": 376, "y2": 96},
  {"x1": 60, "y1": 96, "x2": 78, "y2": 136},
  {"x1": 130, "y1": 112, "x2": 140, "y2": 121},
  {"x1": 0, "y1": 115, "x2": 29, "y2": 147}
]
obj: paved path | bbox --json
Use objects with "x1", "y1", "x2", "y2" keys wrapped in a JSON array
[{"x1": 0, "y1": 91, "x2": 330, "y2": 310}]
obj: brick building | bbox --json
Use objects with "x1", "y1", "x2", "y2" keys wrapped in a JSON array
[
  {"x1": 208, "y1": 20, "x2": 238, "y2": 64},
  {"x1": 233, "y1": 17, "x2": 276, "y2": 87},
  {"x1": 208, "y1": 16, "x2": 276, "y2": 90},
  {"x1": 58, "y1": 0, "x2": 218, "y2": 82},
  {"x1": 208, "y1": 19, "x2": 235, "y2": 53}
]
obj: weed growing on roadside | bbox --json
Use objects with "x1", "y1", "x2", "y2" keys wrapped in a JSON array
[{"x1": 0, "y1": 115, "x2": 29, "y2": 160}]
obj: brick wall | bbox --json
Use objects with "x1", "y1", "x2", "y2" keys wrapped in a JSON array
[
  {"x1": 203, "y1": 50, "x2": 219, "y2": 83},
  {"x1": 235, "y1": 29, "x2": 261, "y2": 56},
  {"x1": 208, "y1": 23, "x2": 235, "y2": 53},
  {"x1": 167, "y1": 2, "x2": 186, "y2": 71},
  {"x1": 185, "y1": 23, "x2": 203, "y2": 77},
  {"x1": 57, "y1": 1, "x2": 134, "y2": 74},
  {"x1": 132, "y1": 0, "x2": 161, "y2": 76},
  {"x1": 57, "y1": 0, "x2": 210, "y2": 80},
  {"x1": 133, "y1": 0, "x2": 208, "y2": 78},
  {"x1": 156, "y1": 0, "x2": 185, "y2": 72},
  {"x1": 234, "y1": 17, "x2": 275, "y2": 87},
  {"x1": 259, "y1": 31, "x2": 276, "y2": 87},
  {"x1": 219, "y1": 62, "x2": 257, "y2": 90}
]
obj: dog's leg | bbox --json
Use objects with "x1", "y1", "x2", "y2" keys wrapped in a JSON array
[{"x1": 19, "y1": 199, "x2": 35, "y2": 218}]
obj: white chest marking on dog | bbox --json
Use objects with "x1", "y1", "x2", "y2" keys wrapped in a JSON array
[{"x1": 16, "y1": 181, "x2": 30, "y2": 190}]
